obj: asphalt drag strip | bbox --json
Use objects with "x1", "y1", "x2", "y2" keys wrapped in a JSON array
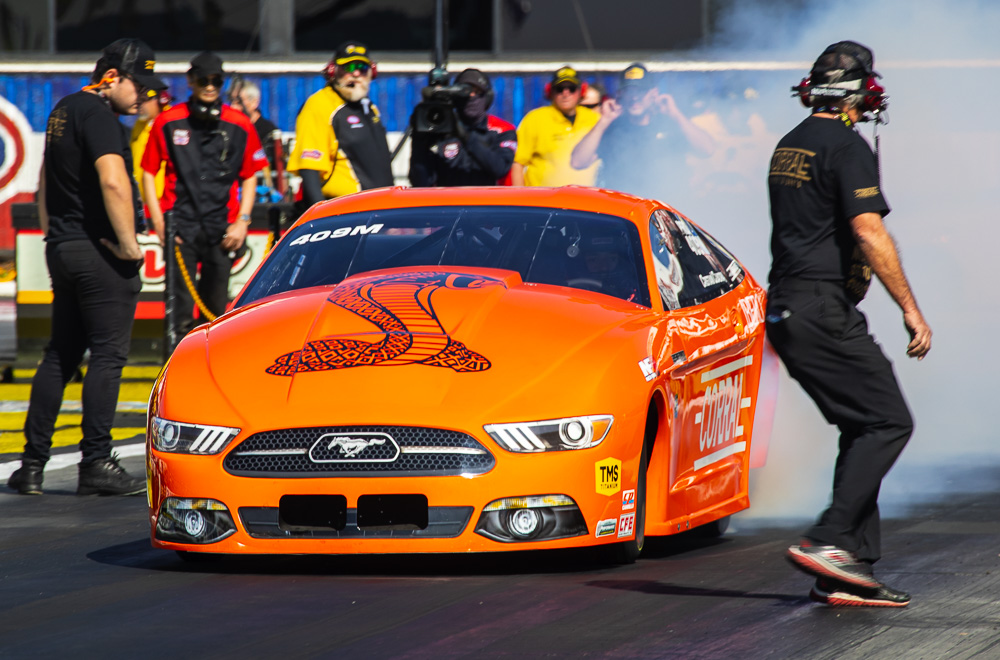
[{"x1": 1, "y1": 457, "x2": 1000, "y2": 658}]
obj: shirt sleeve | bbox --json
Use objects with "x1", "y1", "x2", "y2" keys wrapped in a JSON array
[
  {"x1": 140, "y1": 114, "x2": 167, "y2": 175},
  {"x1": 239, "y1": 118, "x2": 268, "y2": 180},
  {"x1": 82, "y1": 105, "x2": 127, "y2": 165},
  {"x1": 513, "y1": 113, "x2": 537, "y2": 166},
  {"x1": 288, "y1": 94, "x2": 337, "y2": 177},
  {"x1": 835, "y1": 137, "x2": 891, "y2": 219}
]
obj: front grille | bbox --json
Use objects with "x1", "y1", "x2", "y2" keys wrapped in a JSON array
[
  {"x1": 224, "y1": 425, "x2": 495, "y2": 477},
  {"x1": 239, "y1": 505, "x2": 474, "y2": 539}
]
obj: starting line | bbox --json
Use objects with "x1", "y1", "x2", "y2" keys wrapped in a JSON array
[{"x1": 0, "y1": 442, "x2": 145, "y2": 481}]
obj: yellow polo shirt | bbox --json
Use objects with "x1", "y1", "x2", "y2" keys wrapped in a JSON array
[{"x1": 514, "y1": 104, "x2": 601, "y2": 187}]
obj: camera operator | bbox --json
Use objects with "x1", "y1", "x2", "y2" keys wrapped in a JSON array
[{"x1": 409, "y1": 69, "x2": 516, "y2": 187}]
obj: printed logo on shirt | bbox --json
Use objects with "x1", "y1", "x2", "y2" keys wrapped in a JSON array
[
  {"x1": 172, "y1": 129, "x2": 190, "y2": 146},
  {"x1": 442, "y1": 142, "x2": 460, "y2": 160},
  {"x1": 769, "y1": 147, "x2": 815, "y2": 189},
  {"x1": 302, "y1": 150, "x2": 323, "y2": 160},
  {"x1": 347, "y1": 115, "x2": 361, "y2": 125},
  {"x1": 253, "y1": 149, "x2": 266, "y2": 161},
  {"x1": 854, "y1": 186, "x2": 879, "y2": 199},
  {"x1": 500, "y1": 139, "x2": 517, "y2": 151}
]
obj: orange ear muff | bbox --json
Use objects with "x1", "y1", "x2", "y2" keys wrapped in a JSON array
[{"x1": 81, "y1": 74, "x2": 119, "y2": 92}]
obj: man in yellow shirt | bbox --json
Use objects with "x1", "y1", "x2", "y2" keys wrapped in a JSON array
[
  {"x1": 511, "y1": 66, "x2": 600, "y2": 187},
  {"x1": 287, "y1": 41, "x2": 393, "y2": 210}
]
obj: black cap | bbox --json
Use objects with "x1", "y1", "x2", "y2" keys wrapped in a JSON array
[
  {"x1": 619, "y1": 63, "x2": 652, "y2": 91},
  {"x1": 454, "y1": 68, "x2": 491, "y2": 92},
  {"x1": 552, "y1": 65, "x2": 582, "y2": 86},
  {"x1": 814, "y1": 41, "x2": 878, "y2": 80},
  {"x1": 333, "y1": 41, "x2": 372, "y2": 66},
  {"x1": 189, "y1": 51, "x2": 224, "y2": 77},
  {"x1": 144, "y1": 74, "x2": 168, "y2": 99},
  {"x1": 101, "y1": 38, "x2": 157, "y2": 89}
]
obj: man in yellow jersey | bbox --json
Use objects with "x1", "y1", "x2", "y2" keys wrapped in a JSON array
[
  {"x1": 511, "y1": 66, "x2": 600, "y2": 187},
  {"x1": 287, "y1": 41, "x2": 393, "y2": 212}
]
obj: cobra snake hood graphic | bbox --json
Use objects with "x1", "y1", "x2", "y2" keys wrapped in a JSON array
[{"x1": 191, "y1": 266, "x2": 653, "y2": 426}]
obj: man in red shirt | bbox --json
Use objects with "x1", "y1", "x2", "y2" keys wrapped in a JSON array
[{"x1": 142, "y1": 52, "x2": 266, "y2": 337}]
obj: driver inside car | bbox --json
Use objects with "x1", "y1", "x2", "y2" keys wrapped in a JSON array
[{"x1": 570, "y1": 232, "x2": 639, "y2": 302}]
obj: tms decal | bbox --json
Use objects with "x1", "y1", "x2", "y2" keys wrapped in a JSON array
[
  {"x1": 621, "y1": 489, "x2": 635, "y2": 511},
  {"x1": 595, "y1": 457, "x2": 621, "y2": 496},
  {"x1": 694, "y1": 356, "x2": 753, "y2": 470}
]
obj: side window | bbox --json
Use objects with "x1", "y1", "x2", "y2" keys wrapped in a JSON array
[{"x1": 648, "y1": 210, "x2": 744, "y2": 309}]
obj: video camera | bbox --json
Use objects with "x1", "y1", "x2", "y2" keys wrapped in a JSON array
[{"x1": 411, "y1": 67, "x2": 473, "y2": 135}]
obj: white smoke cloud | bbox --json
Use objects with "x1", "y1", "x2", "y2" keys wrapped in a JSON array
[{"x1": 666, "y1": 0, "x2": 1000, "y2": 521}]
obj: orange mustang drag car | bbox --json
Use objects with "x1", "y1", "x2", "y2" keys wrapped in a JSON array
[{"x1": 147, "y1": 186, "x2": 770, "y2": 561}]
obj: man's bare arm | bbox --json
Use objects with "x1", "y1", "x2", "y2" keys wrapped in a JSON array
[
  {"x1": 851, "y1": 212, "x2": 932, "y2": 359},
  {"x1": 142, "y1": 170, "x2": 165, "y2": 244},
  {"x1": 571, "y1": 98, "x2": 620, "y2": 170},
  {"x1": 510, "y1": 162, "x2": 526, "y2": 186},
  {"x1": 95, "y1": 154, "x2": 142, "y2": 261}
]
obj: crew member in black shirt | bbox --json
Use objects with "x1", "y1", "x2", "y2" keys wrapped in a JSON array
[
  {"x1": 7, "y1": 38, "x2": 155, "y2": 497},
  {"x1": 409, "y1": 68, "x2": 517, "y2": 187},
  {"x1": 766, "y1": 41, "x2": 932, "y2": 608},
  {"x1": 142, "y1": 52, "x2": 267, "y2": 337}
]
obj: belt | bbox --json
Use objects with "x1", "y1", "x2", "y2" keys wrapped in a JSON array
[{"x1": 770, "y1": 277, "x2": 846, "y2": 294}]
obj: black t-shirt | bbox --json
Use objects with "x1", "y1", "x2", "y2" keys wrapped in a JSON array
[
  {"x1": 408, "y1": 116, "x2": 516, "y2": 187},
  {"x1": 43, "y1": 91, "x2": 141, "y2": 244},
  {"x1": 767, "y1": 115, "x2": 890, "y2": 285},
  {"x1": 597, "y1": 115, "x2": 686, "y2": 199}
]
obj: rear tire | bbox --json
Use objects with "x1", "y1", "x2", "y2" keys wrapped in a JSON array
[{"x1": 694, "y1": 515, "x2": 730, "y2": 538}]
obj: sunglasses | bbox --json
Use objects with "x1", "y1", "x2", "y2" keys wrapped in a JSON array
[
  {"x1": 580, "y1": 102, "x2": 600, "y2": 109},
  {"x1": 553, "y1": 83, "x2": 579, "y2": 95},
  {"x1": 340, "y1": 61, "x2": 371, "y2": 74},
  {"x1": 196, "y1": 76, "x2": 224, "y2": 88}
]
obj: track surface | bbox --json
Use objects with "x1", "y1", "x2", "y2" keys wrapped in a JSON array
[{"x1": 2, "y1": 449, "x2": 999, "y2": 659}]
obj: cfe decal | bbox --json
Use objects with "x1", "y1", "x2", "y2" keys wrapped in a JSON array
[
  {"x1": 267, "y1": 271, "x2": 504, "y2": 376},
  {"x1": 693, "y1": 355, "x2": 753, "y2": 470},
  {"x1": 595, "y1": 457, "x2": 621, "y2": 496},
  {"x1": 617, "y1": 512, "x2": 635, "y2": 538}
]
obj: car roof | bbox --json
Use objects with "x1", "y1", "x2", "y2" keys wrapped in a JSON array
[{"x1": 293, "y1": 186, "x2": 666, "y2": 231}]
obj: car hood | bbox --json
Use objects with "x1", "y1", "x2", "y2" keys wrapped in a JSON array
[{"x1": 196, "y1": 267, "x2": 654, "y2": 429}]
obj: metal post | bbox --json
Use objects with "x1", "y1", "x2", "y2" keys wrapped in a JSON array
[
  {"x1": 434, "y1": 0, "x2": 449, "y2": 72},
  {"x1": 163, "y1": 211, "x2": 179, "y2": 359}
]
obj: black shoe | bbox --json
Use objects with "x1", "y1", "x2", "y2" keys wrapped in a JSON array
[
  {"x1": 787, "y1": 539, "x2": 880, "y2": 589},
  {"x1": 8, "y1": 459, "x2": 44, "y2": 495},
  {"x1": 77, "y1": 454, "x2": 146, "y2": 496},
  {"x1": 810, "y1": 578, "x2": 911, "y2": 608}
]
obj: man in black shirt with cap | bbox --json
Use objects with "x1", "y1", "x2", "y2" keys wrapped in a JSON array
[
  {"x1": 7, "y1": 38, "x2": 156, "y2": 496},
  {"x1": 409, "y1": 68, "x2": 517, "y2": 187},
  {"x1": 766, "y1": 41, "x2": 932, "y2": 607}
]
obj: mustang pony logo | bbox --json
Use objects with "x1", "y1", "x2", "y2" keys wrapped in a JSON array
[
  {"x1": 326, "y1": 435, "x2": 385, "y2": 458},
  {"x1": 267, "y1": 271, "x2": 504, "y2": 376}
]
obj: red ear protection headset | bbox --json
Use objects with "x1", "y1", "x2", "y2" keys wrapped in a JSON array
[
  {"x1": 324, "y1": 59, "x2": 378, "y2": 80},
  {"x1": 792, "y1": 42, "x2": 887, "y2": 118}
]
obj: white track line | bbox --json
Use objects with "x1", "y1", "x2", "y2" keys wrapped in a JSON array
[{"x1": 0, "y1": 443, "x2": 145, "y2": 481}]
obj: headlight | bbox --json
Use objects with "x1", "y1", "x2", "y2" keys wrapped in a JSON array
[
  {"x1": 150, "y1": 416, "x2": 241, "y2": 454},
  {"x1": 155, "y1": 498, "x2": 237, "y2": 544},
  {"x1": 484, "y1": 415, "x2": 613, "y2": 453}
]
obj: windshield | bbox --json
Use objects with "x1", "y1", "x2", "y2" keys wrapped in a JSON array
[{"x1": 236, "y1": 206, "x2": 650, "y2": 307}]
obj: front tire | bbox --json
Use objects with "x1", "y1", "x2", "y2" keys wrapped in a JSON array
[{"x1": 603, "y1": 416, "x2": 653, "y2": 565}]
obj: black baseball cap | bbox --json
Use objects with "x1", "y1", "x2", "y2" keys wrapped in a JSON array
[
  {"x1": 189, "y1": 51, "x2": 224, "y2": 77},
  {"x1": 144, "y1": 74, "x2": 168, "y2": 100},
  {"x1": 334, "y1": 41, "x2": 372, "y2": 66},
  {"x1": 100, "y1": 38, "x2": 158, "y2": 89},
  {"x1": 814, "y1": 40, "x2": 878, "y2": 79},
  {"x1": 619, "y1": 63, "x2": 653, "y2": 91},
  {"x1": 454, "y1": 68, "x2": 491, "y2": 92},
  {"x1": 552, "y1": 66, "x2": 582, "y2": 86}
]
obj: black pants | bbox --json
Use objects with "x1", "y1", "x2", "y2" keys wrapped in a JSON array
[
  {"x1": 172, "y1": 228, "x2": 233, "y2": 336},
  {"x1": 765, "y1": 279, "x2": 913, "y2": 564},
  {"x1": 23, "y1": 240, "x2": 140, "y2": 465}
]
